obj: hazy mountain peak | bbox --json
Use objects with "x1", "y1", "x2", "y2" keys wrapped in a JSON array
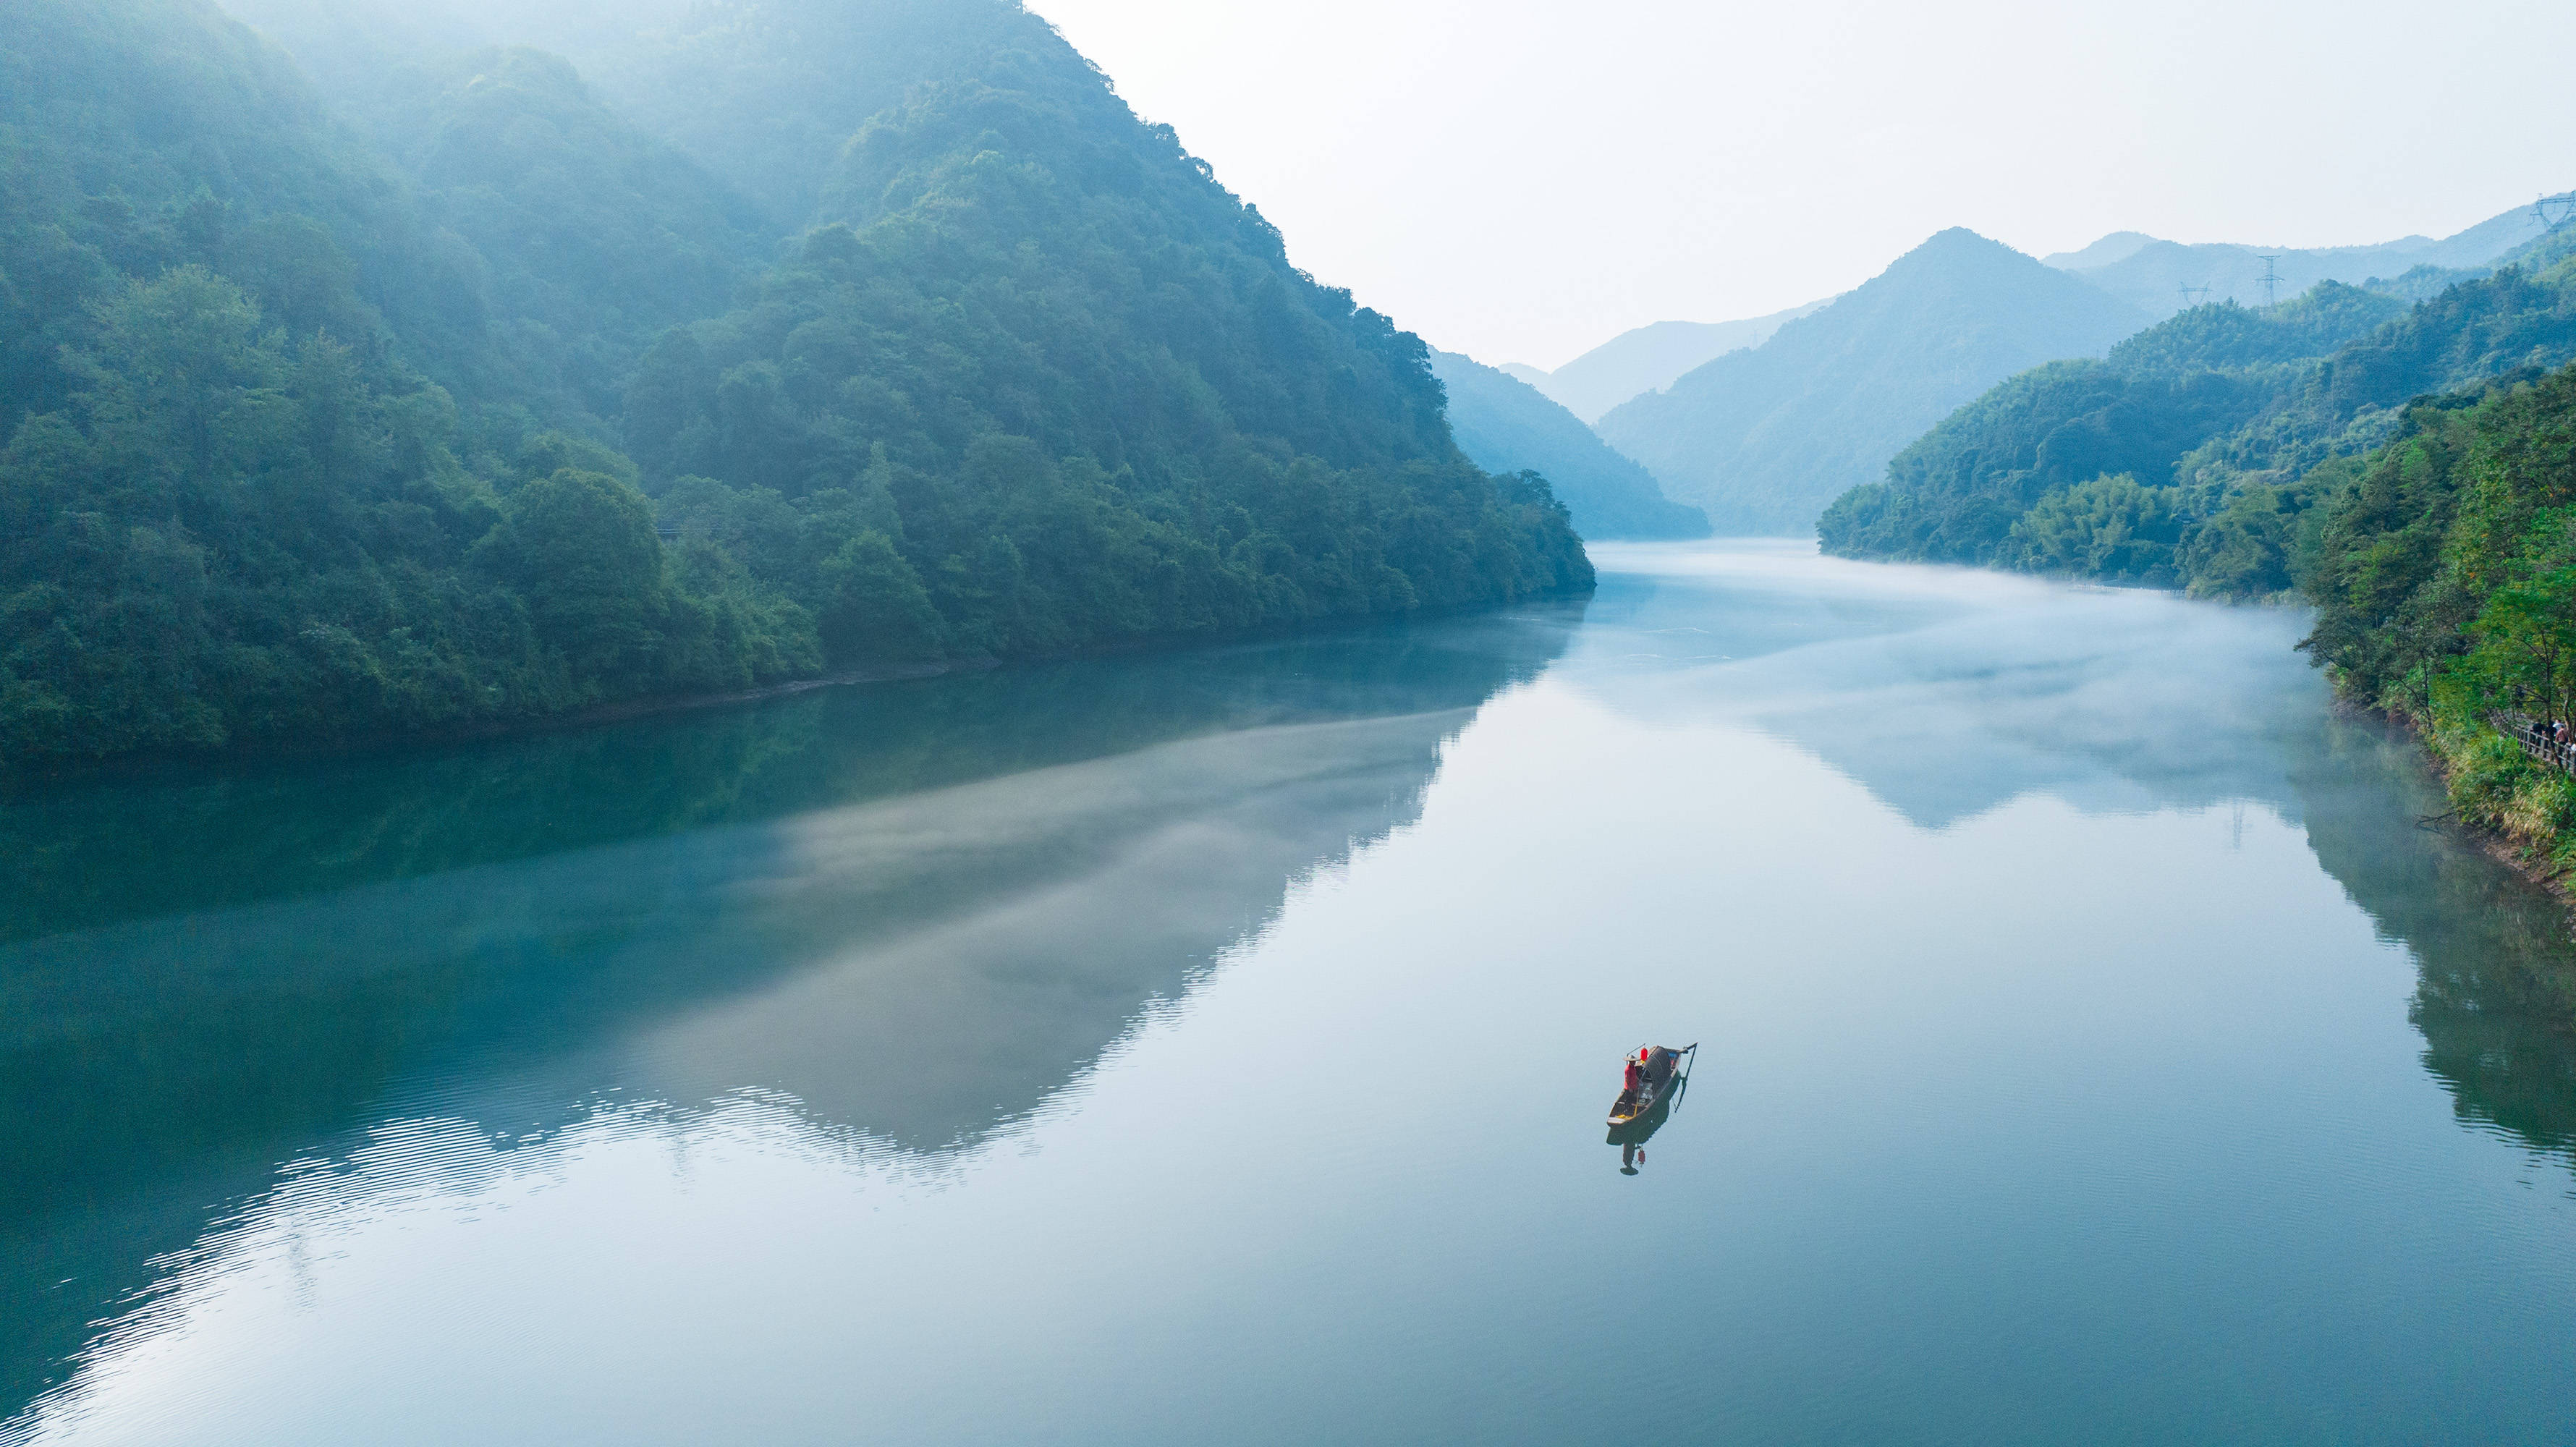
[
  {"x1": 2041, "y1": 231, "x2": 2162, "y2": 271},
  {"x1": 1879, "y1": 227, "x2": 2050, "y2": 281},
  {"x1": 2043, "y1": 198, "x2": 2559, "y2": 320},
  {"x1": 1517, "y1": 302, "x2": 1826, "y2": 423},
  {"x1": 1596, "y1": 227, "x2": 2148, "y2": 534},
  {"x1": 1428, "y1": 350, "x2": 1707, "y2": 540}
]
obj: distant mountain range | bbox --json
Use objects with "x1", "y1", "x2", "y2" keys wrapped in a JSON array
[
  {"x1": 1501, "y1": 302, "x2": 1827, "y2": 423},
  {"x1": 1428, "y1": 351, "x2": 1706, "y2": 539},
  {"x1": 2041, "y1": 197, "x2": 2559, "y2": 319},
  {"x1": 1596, "y1": 229, "x2": 2150, "y2": 535}
]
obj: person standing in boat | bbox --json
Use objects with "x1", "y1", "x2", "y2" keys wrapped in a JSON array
[{"x1": 1622, "y1": 1048, "x2": 1648, "y2": 1100}]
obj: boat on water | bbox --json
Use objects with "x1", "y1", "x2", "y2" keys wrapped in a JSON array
[{"x1": 1608, "y1": 1043, "x2": 1696, "y2": 1128}]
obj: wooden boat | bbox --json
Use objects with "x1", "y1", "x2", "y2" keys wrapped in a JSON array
[{"x1": 1607, "y1": 1043, "x2": 1697, "y2": 1127}]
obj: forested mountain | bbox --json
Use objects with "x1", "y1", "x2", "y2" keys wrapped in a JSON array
[
  {"x1": 0, "y1": 0, "x2": 1590, "y2": 769},
  {"x1": 1816, "y1": 282, "x2": 2412, "y2": 582},
  {"x1": 1501, "y1": 302, "x2": 1826, "y2": 423},
  {"x1": 334, "y1": 47, "x2": 776, "y2": 430},
  {"x1": 1425, "y1": 351, "x2": 1705, "y2": 539},
  {"x1": 2046, "y1": 198, "x2": 2556, "y2": 321},
  {"x1": 1596, "y1": 229, "x2": 2150, "y2": 535},
  {"x1": 2039, "y1": 232, "x2": 2158, "y2": 271},
  {"x1": 1818, "y1": 237, "x2": 2576, "y2": 595},
  {"x1": 235, "y1": 0, "x2": 1043, "y2": 231}
]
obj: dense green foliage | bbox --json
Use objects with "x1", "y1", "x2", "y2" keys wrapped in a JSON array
[
  {"x1": 1596, "y1": 229, "x2": 2148, "y2": 534},
  {"x1": 1, "y1": 0, "x2": 467, "y2": 423},
  {"x1": 352, "y1": 45, "x2": 779, "y2": 433},
  {"x1": 1818, "y1": 282, "x2": 2409, "y2": 580},
  {"x1": 1821, "y1": 252, "x2": 2576, "y2": 595},
  {"x1": 0, "y1": 0, "x2": 1588, "y2": 768},
  {"x1": 2299, "y1": 362, "x2": 2576, "y2": 872},
  {"x1": 1427, "y1": 349, "x2": 1706, "y2": 539},
  {"x1": 622, "y1": 46, "x2": 1590, "y2": 664},
  {"x1": 0, "y1": 263, "x2": 817, "y2": 760}
]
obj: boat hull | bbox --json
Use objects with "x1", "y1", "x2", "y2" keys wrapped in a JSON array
[{"x1": 1605, "y1": 1043, "x2": 1695, "y2": 1127}]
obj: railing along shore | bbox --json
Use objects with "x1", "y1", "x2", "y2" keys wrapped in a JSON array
[{"x1": 2497, "y1": 712, "x2": 2576, "y2": 775}]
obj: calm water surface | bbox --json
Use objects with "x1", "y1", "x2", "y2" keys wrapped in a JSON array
[{"x1": 6, "y1": 542, "x2": 2574, "y2": 1444}]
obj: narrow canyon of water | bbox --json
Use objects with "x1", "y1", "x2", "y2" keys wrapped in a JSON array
[{"x1": 6, "y1": 543, "x2": 2572, "y2": 1445}]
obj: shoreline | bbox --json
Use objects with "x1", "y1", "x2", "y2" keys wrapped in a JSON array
[
  {"x1": 2365, "y1": 700, "x2": 2576, "y2": 920},
  {"x1": 0, "y1": 587, "x2": 1596, "y2": 797}
]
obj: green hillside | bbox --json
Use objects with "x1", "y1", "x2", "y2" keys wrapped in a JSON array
[
  {"x1": 0, "y1": 0, "x2": 1589, "y2": 768},
  {"x1": 1596, "y1": 229, "x2": 2149, "y2": 535},
  {"x1": 2299, "y1": 360, "x2": 2576, "y2": 875},
  {"x1": 1428, "y1": 349, "x2": 1706, "y2": 539},
  {"x1": 1815, "y1": 282, "x2": 2410, "y2": 580},
  {"x1": 1819, "y1": 242, "x2": 2576, "y2": 595},
  {"x1": 352, "y1": 46, "x2": 779, "y2": 433}
]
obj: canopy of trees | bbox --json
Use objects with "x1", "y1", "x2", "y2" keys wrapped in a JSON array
[
  {"x1": 1821, "y1": 244, "x2": 2576, "y2": 595},
  {"x1": 2299, "y1": 362, "x2": 2576, "y2": 873},
  {"x1": 0, "y1": 0, "x2": 1589, "y2": 769}
]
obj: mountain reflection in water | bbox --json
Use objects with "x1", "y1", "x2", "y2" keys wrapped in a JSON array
[
  {"x1": 0, "y1": 608, "x2": 1578, "y2": 1421},
  {"x1": 10, "y1": 543, "x2": 2576, "y2": 1446},
  {"x1": 1577, "y1": 544, "x2": 2576, "y2": 1170}
]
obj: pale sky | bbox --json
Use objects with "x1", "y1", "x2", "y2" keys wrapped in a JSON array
[{"x1": 1035, "y1": 0, "x2": 2576, "y2": 370}]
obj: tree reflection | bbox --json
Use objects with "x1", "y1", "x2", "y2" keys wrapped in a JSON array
[
  {"x1": 0, "y1": 604, "x2": 1579, "y2": 1422},
  {"x1": 2289, "y1": 714, "x2": 2576, "y2": 1166}
]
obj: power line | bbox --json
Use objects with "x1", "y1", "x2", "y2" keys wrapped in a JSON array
[{"x1": 2255, "y1": 255, "x2": 2283, "y2": 308}]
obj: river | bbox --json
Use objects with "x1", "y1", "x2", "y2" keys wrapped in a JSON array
[{"x1": 5, "y1": 541, "x2": 2573, "y2": 1445}]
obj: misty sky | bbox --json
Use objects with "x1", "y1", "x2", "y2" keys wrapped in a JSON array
[{"x1": 1037, "y1": 0, "x2": 2576, "y2": 370}]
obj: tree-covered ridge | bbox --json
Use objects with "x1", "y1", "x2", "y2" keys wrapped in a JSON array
[
  {"x1": 0, "y1": 0, "x2": 1590, "y2": 768},
  {"x1": 626, "y1": 43, "x2": 1589, "y2": 665},
  {"x1": 0, "y1": 262, "x2": 817, "y2": 761},
  {"x1": 354, "y1": 45, "x2": 779, "y2": 433},
  {"x1": 1819, "y1": 253, "x2": 2576, "y2": 595},
  {"x1": 2298, "y1": 362, "x2": 2576, "y2": 875},
  {"x1": 0, "y1": 0, "x2": 466, "y2": 428},
  {"x1": 1815, "y1": 282, "x2": 2408, "y2": 579},
  {"x1": 227, "y1": 0, "x2": 1048, "y2": 232}
]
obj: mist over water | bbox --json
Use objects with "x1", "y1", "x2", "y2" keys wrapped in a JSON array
[{"x1": 7, "y1": 543, "x2": 2573, "y2": 1446}]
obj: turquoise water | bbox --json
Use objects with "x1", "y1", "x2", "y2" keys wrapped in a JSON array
[{"x1": 6, "y1": 542, "x2": 2572, "y2": 1444}]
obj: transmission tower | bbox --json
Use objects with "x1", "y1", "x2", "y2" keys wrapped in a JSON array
[
  {"x1": 2177, "y1": 283, "x2": 2213, "y2": 310},
  {"x1": 2535, "y1": 192, "x2": 2576, "y2": 234},
  {"x1": 2255, "y1": 255, "x2": 2283, "y2": 308}
]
